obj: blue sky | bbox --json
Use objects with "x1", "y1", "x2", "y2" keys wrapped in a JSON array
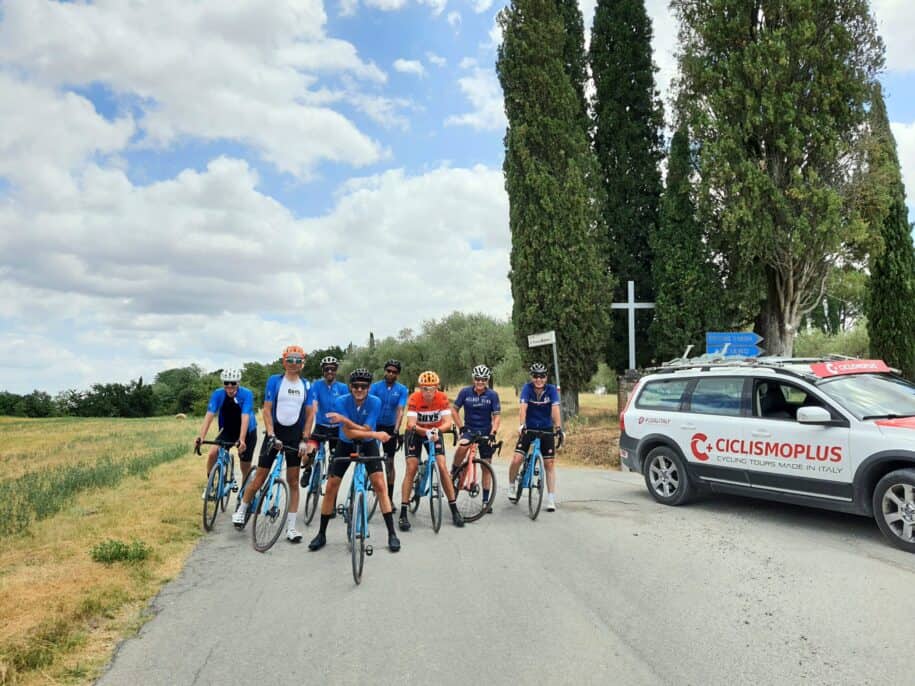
[{"x1": 0, "y1": 0, "x2": 912, "y2": 394}]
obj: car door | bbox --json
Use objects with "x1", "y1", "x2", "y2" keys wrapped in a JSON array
[
  {"x1": 679, "y1": 376, "x2": 752, "y2": 486},
  {"x1": 744, "y1": 378, "x2": 852, "y2": 501}
]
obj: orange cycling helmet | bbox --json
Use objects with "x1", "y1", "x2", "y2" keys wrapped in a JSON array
[
  {"x1": 418, "y1": 370, "x2": 440, "y2": 387},
  {"x1": 282, "y1": 345, "x2": 306, "y2": 360}
]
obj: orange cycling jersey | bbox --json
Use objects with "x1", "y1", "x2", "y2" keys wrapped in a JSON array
[{"x1": 406, "y1": 390, "x2": 452, "y2": 428}]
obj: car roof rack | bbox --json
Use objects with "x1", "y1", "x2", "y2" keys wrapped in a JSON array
[{"x1": 644, "y1": 353, "x2": 862, "y2": 381}]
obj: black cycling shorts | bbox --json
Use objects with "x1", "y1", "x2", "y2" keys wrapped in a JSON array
[
  {"x1": 405, "y1": 430, "x2": 445, "y2": 460},
  {"x1": 377, "y1": 424, "x2": 398, "y2": 459},
  {"x1": 258, "y1": 424, "x2": 302, "y2": 469},
  {"x1": 216, "y1": 429, "x2": 258, "y2": 463},
  {"x1": 330, "y1": 440, "x2": 384, "y2": 479},
  {"x1": 459, "y1": 428, "x2": 496, "y2": 460},
  {"x1": 310, "y1": 423, "x2": 339, "y2": 454},
  {"x1": 514, "y1": 430, "x2": 555, "y2": 459}
]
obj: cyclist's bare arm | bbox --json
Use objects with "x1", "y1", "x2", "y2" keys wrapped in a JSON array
[
  {"x1": 304, "y1": 401, "x2": 316, "y2": 436},
  {"x1": 197, "y1": 411, "x2": 216, "y2": 442},
  {"x1": 262, "y1": 401, "x2": 275, "y2": 436}
]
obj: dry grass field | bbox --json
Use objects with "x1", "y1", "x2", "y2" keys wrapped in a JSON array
[{"x1": 0, "y1": 391, "x2": 619, "y2": 685}]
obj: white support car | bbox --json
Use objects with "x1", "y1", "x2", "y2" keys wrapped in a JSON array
[{"x1": 620, "y1": 357, "x2": 915, "y2": 552}]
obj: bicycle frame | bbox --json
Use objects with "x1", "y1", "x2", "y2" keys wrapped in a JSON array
[{"x1": 308, "y1": 441, "x2": 328, "y2": 493}]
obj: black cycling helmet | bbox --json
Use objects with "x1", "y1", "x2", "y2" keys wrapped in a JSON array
[
  {"x1": 349, "y1": 368, "x2": 373, "y2": 384},
  {"x1": 384, "y1": 359, "x2": 402, "y2": 372},
  {"x1": 529, "y1": 362, "x2": 548, "y2": 375}
]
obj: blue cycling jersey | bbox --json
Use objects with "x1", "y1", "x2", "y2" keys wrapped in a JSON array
[
  {"x1": 264, "y1": 374, "x2": 310, "y2": 433},
  {"x1": 369, "y1": 380, "x2": 409, "y2": 425},
  {"x1": 454, "y1": 386, "x2": 501, "y2": 434},
  {"x1": 206, "y1": 386, "x2": 258, "y2": 432},
  {"x1": 519, "y1": 382, "x2": 560, "y2": 429},
  {"x1": 307, "y1": 379, "x2": 349, "y2": 426},
  {"x1": 334, "y1": 393, "x2": 381, "y2": 444}
]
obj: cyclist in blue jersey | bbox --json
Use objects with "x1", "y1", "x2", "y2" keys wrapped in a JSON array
[
  {"x1": 308, "y1": 368, "x2": 401, "y2": 553},
  {"x1": 509, "y1": 362, "x2": 564, "y2": 511},
  {"x1": 232, "y1": 345, "x2": 311, "y2": 541},
  {"x1": 194, "y1": 368, "x2": 258, "y2": 496},
  {"x1": 369, "y1": 359, "x2": 408, "y2": 503},
  {"x1": 300, "y1": 356, "x2": 348, "y2": 489},
  {"x1": 451, "y1": 365, "x2": 501, "y2": 507}
]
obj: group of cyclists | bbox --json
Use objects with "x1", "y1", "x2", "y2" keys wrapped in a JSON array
[{"x1": 194, "y1": 347, "x2": 565, "y2": 554}]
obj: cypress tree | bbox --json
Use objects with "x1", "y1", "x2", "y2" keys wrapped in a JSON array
[
  {"x1": 497, "y1": 0, "x2": 610, "y2": 416},
  {"x1": 865, "y1": 87, "x2": 915, "y2": 379},
  {"x1": 649, "y1": 126, "x2": 721, "y2": 360},
  {"x1": 590, "y1": 0, "x2": 664, "y2": 370}
]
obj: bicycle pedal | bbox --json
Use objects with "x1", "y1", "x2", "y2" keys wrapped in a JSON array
[
  {"x1": 366, "y1": 545, "x2": 374, "y2": 556},
  {"x1": 231, "y1": 485, "x2": 239, "y2": 492}
]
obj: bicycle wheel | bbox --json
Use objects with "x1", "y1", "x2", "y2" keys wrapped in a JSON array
[
  {"x1": 220, "y1": 454, "x2": 234, "y2": 512},
  {"x1": 351, "y1": 491, "x2": 366, "y2": 585},
  {"x1": 303, "y1": 465, "x2": 321, "y2": 525},
  {"x1": 409, "y1": 468, "x2": 422, "y2": 514},
  {"x1": 252, "y1": 478, "x2": 290, "y2": 552},
  {"x1": 367, "y1": 468, "x2": 383, "y2": 521},
  {"x1": 528, "y1": 454, "x2": 544, "y2": 520},
  {"x1": 235, "y1": 467, "x2": 257, "y2": 524},
  {"x1": 454, "y1": 459, "x2": 497, "y2": 523},
  {"x1": 345, "y1": 481, "x2": 355, "y2": 551},
  {"x1": 430, "y1": 462, "x2": 442, "y2": 533},
  {"x1": 202, "y1": 463, "x2": 221, "y2": 531}
]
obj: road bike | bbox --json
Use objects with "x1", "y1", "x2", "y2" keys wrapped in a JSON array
[
  {"x1": 511, "y1": 429, "x2": 560, "y2": 521},
  {"x1": 196, "y1": 439, "x2": 239, "y2": 531},
  {"x1": 335, "y1": 444, "x2": 381, "y2": 584},
  {"x1": 408, "y1": 430, "x2": 455, "y2": 533},
  {"x1": 451, "y1": 431, "x2": 499, "y2": 523},
  {"x1": 303, "y1": 440, "x2": 330, "y2": 526},
  {"x1": 234, "y1": 439, "x2": 295, "y2": 552}
]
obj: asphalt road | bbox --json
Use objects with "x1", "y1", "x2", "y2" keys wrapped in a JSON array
[{"x1": 97, "y1": 463, "x2": 915, "y2": 685}]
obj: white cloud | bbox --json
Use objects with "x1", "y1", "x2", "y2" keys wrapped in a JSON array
[
  {"x1": 393, "y1": 58, "x2": 426, "y2": 77},
  {"x1": 339, "y1": 0, "x2": 360, "y2": 15},
  {"x1": 459, "y1": 57, "x2": 479, "y2": 70},
  {"x1": 427, "y1": 52, "x2": 447, "y2": 67},
  {"x1": 448, "y1": 11, "x2": 462, "y2": 28},
  {"x1": 364, "y1": 0, "x2": 409, "y2": 9},
  {"x1": 419, "y1": 0, "x2": 448, "y2": 16},
  {"x1": 0, "y1": 0, "x2": 386, "y2": 179},
  {"x1": 0, "y1": 161, "x2": 509, "y2": 393},
  {"x1": 872, "y1": 0, "x2": 915, "y2": 73},
  {"x1": 472, "y1": 0, "x2": 494, "y2": 12},
  {"x1": 891, "y1": 122, "x2": 915, "y2": 210},
  {"x1": 643, "y1": 1, "x2": 678, "y2": 106},
  {"x1": 446, "y1": 67, "x2": 506, "y2": 131}
]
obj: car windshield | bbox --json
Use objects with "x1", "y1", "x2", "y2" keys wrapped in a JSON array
[{"x1": 817, "y1": 374, "x2": 915, "y2": 420}]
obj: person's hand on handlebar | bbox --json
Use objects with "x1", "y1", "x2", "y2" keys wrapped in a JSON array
[
  {"x1": 426, "y1": 427, "x2": 439, "y2": 441},
  {"x1": 375, "y1": 430, "x2": 391, "y2": 443}
]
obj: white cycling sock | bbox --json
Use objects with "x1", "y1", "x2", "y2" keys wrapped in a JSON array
[{"x1": 287, "y1": 512, "x2": 297, "y2": 529}]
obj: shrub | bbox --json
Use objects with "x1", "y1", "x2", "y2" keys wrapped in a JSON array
[{"x1": 90, "y1": 539, "x2": 150, "y2": 565}]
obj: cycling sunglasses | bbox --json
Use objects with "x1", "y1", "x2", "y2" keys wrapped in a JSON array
[
  {"x1": 284, "y1": 356, "x2": 305, "y2": 364},
  {"x1": 223, "y1": 381, "x2": 238, "y2": 387},
  {"x1": 384, "y1": 368, "x2": 400, "y2": 375},
  {"x1": 531, "y1": 373, "x2": 547, "y2": 379},
  {"x1": 473, "y1": 377, "x2": 488, "y2": 382},
  {"x1": 351, "y1": 382, "x2": 370, "y2": 390}
]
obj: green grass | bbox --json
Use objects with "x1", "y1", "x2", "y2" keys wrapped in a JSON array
[{"x1": 90, "y1": 539, "x2": 151, "y2": 565}]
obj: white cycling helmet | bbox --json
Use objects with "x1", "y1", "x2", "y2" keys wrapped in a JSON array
[
  {"x1": 321, "y1": 356, "x2": 339, "y2": 369},
  {"x1": 220, "y1": 368, "x2": 242, "y2": 382},
  {"x1": 472, "y1": 364, "x2": 491, "y2": 379}
]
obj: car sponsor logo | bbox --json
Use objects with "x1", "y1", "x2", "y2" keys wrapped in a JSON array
[
  {"x1": 638, "y1": 416, "x2": 671, "y2": 425},
  {"x1": 810, "y1": 360, "x2": 891, "y2": 378},
  {"x1": 689, "y1": 433, "x2": 843, "y2": 463}
]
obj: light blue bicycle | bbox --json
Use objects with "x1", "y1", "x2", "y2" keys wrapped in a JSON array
[
  {"x1": 303, "y1": 440, "x2": 330, "y2": 526},
  {"x1": 511, "y1": 428, "x2": 557, "y2": 521},
  {"x1": 197, "y1": 438, "x2": 239, "y2": 532},
  {"x1": 408, "y1": 431, "x2": 447, "y2": 533},
  {"x1": 234, "y1": 439, "x2": 293, "y2": 552},
  {"x1": 336, "y1": 444, "x2": 381, "y2": 584}
]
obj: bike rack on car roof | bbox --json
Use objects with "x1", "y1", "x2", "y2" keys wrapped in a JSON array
[{"x1": 644, "y1": 353, "x2": 862, "y2": 382}]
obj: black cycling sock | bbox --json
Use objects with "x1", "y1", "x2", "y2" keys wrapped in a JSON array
[
  {"x1": 400, "y1": 503, "x2": 408, "y2": 516},
  {"x1": 383, "y1": 511, "x2": 395, "y2": 535},
  {"x1": 387, "y1": 483, "x2": 394, "y2": 501},
  {"x1": 319, "y1": 513, "x2": 330, "y2": 535},
  {"x1": 448, "y1": 500, "x2": 458, "y2": 513}
]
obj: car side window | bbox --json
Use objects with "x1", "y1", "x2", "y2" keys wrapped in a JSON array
[
  {"x1": 687, "y1": 377, "x2": 745, "y2": 416},
  {"x1": 754, "y1": 380, "x2": 824, "y2": 421},
  {"x1": 635, "y1": 379, "x2": 690, "y2": 412}
]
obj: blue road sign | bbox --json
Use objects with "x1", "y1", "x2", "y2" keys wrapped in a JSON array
[{"x1": 705, "y1": 332, "x2": 764, "y2": 357}]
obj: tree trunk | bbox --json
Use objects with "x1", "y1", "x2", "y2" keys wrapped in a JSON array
[
  {"x1": 559, "y1": 387, "x2": 579, "y2": 421},
  {"x1": 754, "y1": 268, "x2": 797, "y2": 356}
]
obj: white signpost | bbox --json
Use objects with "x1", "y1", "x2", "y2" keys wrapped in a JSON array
[
  {"x1": 611, "y1": 280, "x2": 655, "y2": 371},
  {"x1": 527, "y1": 329, "x2": 561, "y2": 392}
]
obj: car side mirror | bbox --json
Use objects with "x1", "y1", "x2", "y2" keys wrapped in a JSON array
[{"x1": 797, "y1": 406, "x2": 832, "y2": 424}]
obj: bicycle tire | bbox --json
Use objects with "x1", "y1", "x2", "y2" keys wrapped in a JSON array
[
  {"x1": 351, "y1": 491, "x2": 365, "y2": 585},
  {"x1": 252, "y1": 478, "x2": 290, "y2": 553},
  {"x1": 220, "y1": 453, "x2": 234, "y2": 512},
  {"x1": 409, "y1": 469, "x2": 422, "y2": 514},
  {"x1": 430, "y1": 462, "x2": 442, "y2": 534},
  {"x1": 345, "y1": 481, "x2": 355, "y2": 551},
  {"x1": 367, "y1": 468, "x2": 382, "y2": 521},
  {"x1": 454, "y1": 459, "x2": 497, "y2": 523},
  {"x1": 303, "y1": 464, "x2": 321, "y2": 525},
  {"x1": 202, "y1": 463, "x2": 221, "y2": 531},
  {"x1": 528, "y1": 453, "x2": 544, "y2": 520},
  {"x1": 236, "y1": 467, "x2": 257, "y2": 525}
]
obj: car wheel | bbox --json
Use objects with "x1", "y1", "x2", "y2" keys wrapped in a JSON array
[
  {"x1": 643, "y1": 446, "x2": 694, "y2": 506},
  {"x1": 873, "y1": 468, "x2": 915, "y2": 553}
]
